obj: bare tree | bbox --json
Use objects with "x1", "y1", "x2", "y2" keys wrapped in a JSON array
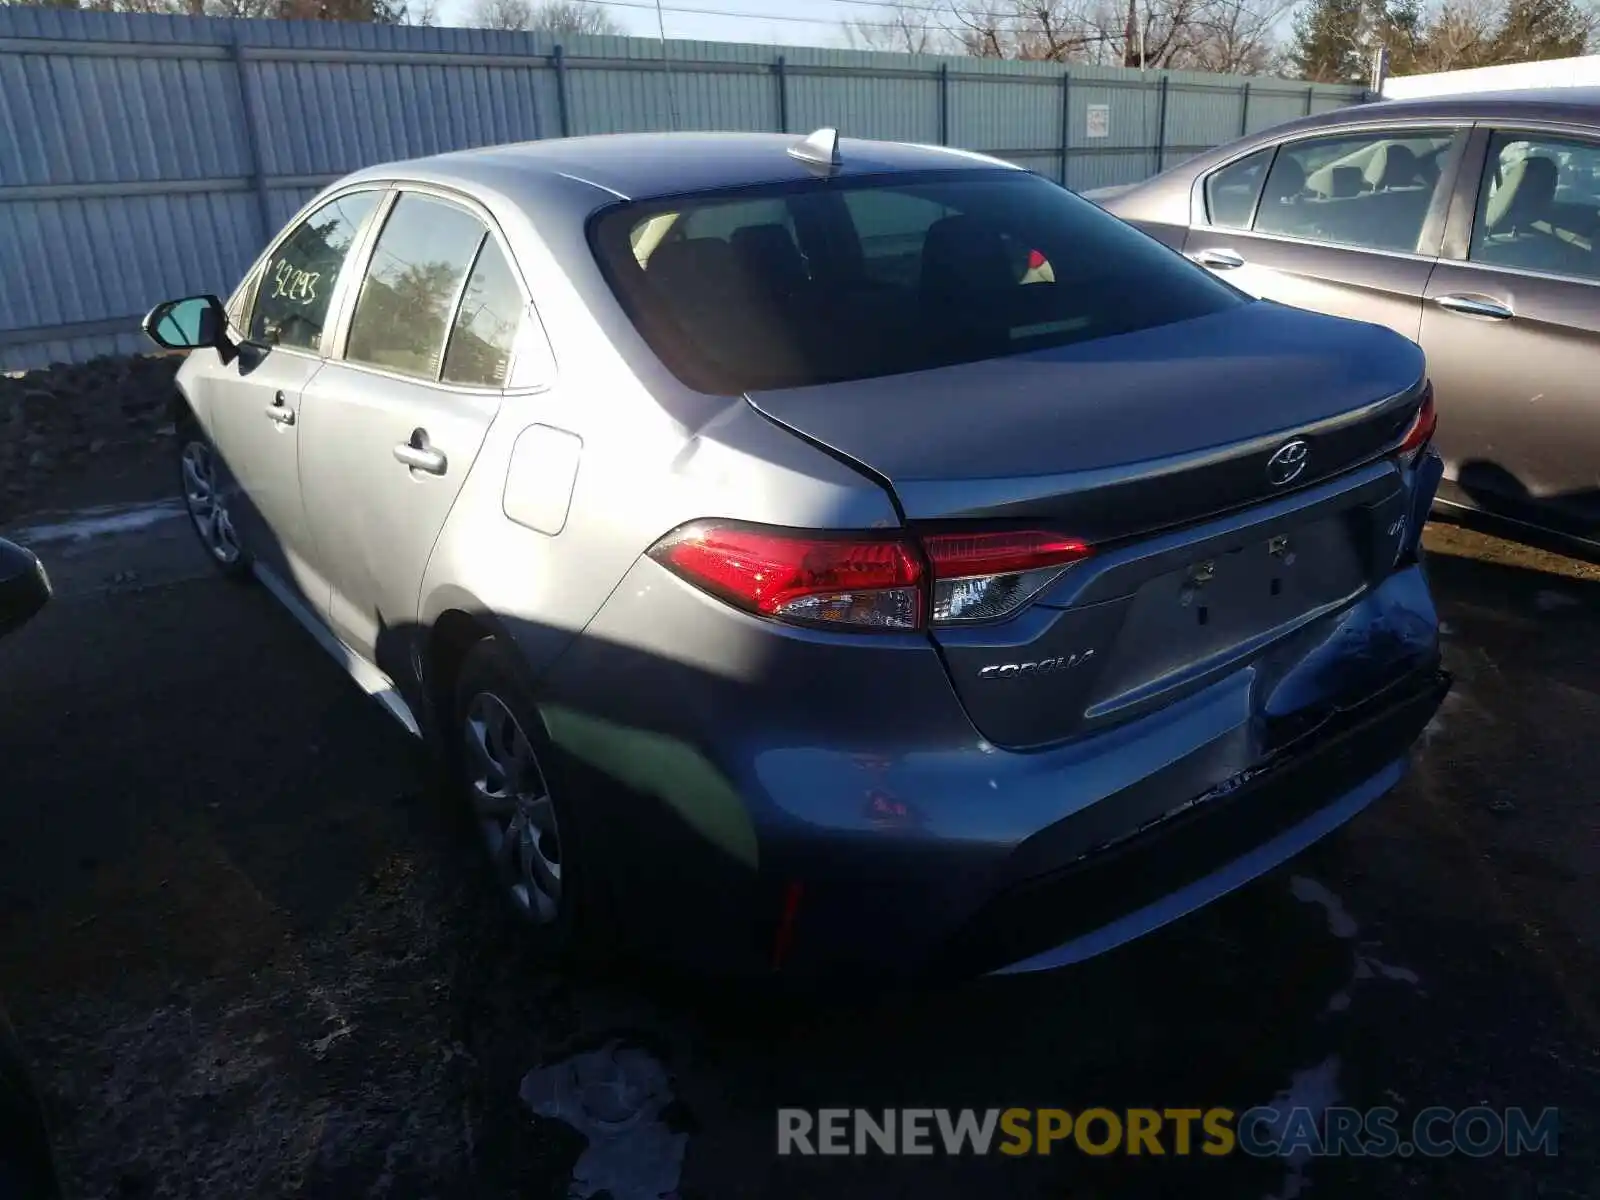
[
  {"x1": 467, "y1": 0, "x2": 531, "y2": 30},
  {"x1": 947, "y1": 1, "x2": 1091, "y2": 59},
  {"x1": 466, "y1": 0, "x2": 620, "y2": 34},
  {"x1": 932, "y1": 0, "x2": 1300, "y2": 71},
  {"x1": 1414, "y1": 0, "x2": 1498, "y2": 69},
  {"x1": 842, "y1": 1, "x2": 953, "y2": 53},
  {"x1": 1173, "y1": 0, "x2": 1296, "y2": 71}
]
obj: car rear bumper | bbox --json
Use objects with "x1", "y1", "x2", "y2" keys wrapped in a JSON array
[
  {"x1": 956, "y1": 661, "x2": 1449, "y2": 976},
  {"x1": 539, "y1": 557, "x2": 1444, "y2": 981}
]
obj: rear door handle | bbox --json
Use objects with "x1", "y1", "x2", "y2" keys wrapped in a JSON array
[
  {"x1": 394, "y1": 429, "x2": 447, "y2": 476},
  {"x1": 1189, "y1": 248, "x2": 1246, "y2": 270},
  {"x1": 264, "y1": 392, "x2": 295, "y2": 426},
  {"x1": 1435, "y1": 293, "x2": 1514, "y2": 320}
]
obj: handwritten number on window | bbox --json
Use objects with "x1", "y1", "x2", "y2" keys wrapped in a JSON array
[{"x1": 271, "y1": 259, "x2": 321, "y2": 306}]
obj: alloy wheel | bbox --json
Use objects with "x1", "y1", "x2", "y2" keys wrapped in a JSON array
[
  {"x1": 463, "y1": 692, "x2": 563, "y2": 923},
  {"x1": 180, "y1": 440, "x2": 242, "y2": 566}
]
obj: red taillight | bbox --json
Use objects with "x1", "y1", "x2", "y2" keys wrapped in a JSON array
[
  {"x1": 650, "y1": 522, "x2": 1091, "y2": 631},
  {"x1": 1397, "y1": 381, "x2": 1437, "y2": 464},
  {"x1": 1026, "y1": 248, "x2": 1047, "y2": 271},
  {"x1": 922, "y1": 530, "x2": 1090, "y2": 578},
  {"x1": 648, "y1": 522, "x2": 925, "y2": 630}
]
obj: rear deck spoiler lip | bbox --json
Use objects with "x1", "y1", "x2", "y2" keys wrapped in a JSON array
[{"x1": 883, "y1": 370, "x2": 1426, "y2": 530}]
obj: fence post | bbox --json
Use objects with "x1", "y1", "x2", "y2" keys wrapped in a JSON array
[
  {"x1": 1304, "y1": 84, "x2": 1315, "y2": 116},
  {"x1": 227, "y1": 36, "x2": 272, "y2": 247},
  {"x1": 1238, "y1": 81, "x2": 1251, "y2": 137},
  {"x1": 938, "y1": 61, "x2": 949, "y2": 145},
  {"x1": 1154, "y1": 74, "x2": 1170, "y2": 174},
  {"x1": 552, "y1": 44, "x2": 571, "y2": 138},
  {"x1": 1058, "y1": 70, "x2": 1071, "y2": 187},
  {"x1": 774, "y1": 55, "x2": 788, "y2": 133}
]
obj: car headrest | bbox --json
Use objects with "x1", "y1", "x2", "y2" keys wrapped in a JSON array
[
  {"x1": 1365, "y1": 143, "x2": 1421, "y2": 190},
  {"x1": 920, "y1": 215, "x2": 1014, "y2": 300},
  {"x1": 1260, "y1": 157, "x2": 1307, "y2": 207},
  {"x1": 731, "y1": 224, "x2": 807, "y2": 294},
  {"x1": 1328, "y1": 165, "x2": 1366, "y2": 199},
  {"x1": 1487, "y1": 155, "x2": 1558, "y2": 233},
  {"x1": 645, "y1": 237, "x2": 755, "y2": 302}
]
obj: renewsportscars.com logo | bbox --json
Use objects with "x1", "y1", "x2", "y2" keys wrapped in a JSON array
[{"x1": 777, "y1": 1106, "x2": 1560, "y2": 1159}]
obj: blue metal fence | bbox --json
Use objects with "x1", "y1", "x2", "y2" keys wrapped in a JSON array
[{"x1": 0, "y1": 7, "x2": 1367, "y2": 368}]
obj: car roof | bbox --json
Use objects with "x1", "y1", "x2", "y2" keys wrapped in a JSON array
[
  {"x1": 1288, "y1": 86, "x2": 1600, "y2": 135},
  {"x1": 341, "y1": 131, "x2": 1019, "y2": 204},
  {"x1": 1366, "y1": 85, "x2": 1600, "y2": 120}
]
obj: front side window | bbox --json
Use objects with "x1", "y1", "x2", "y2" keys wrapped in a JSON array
[
  {"x1": 1471, "y1": 132, "x2": 1600, "y2": 282},
  {"x1": 591, "y1": 170, "x2": 1242, "y2": 394},
  {"x1": 346, "y1": 193, "x2": 488, "y2": 381},
  {"x1": 1253, "y1": 130, "x2": 1457, "y2": 253},
  {"x1": 1204, "y1": 148, "x2": 1273, "y2": 229},
  {"x1": 250, "y1": 190, "x2": 381, "y2": 352}
]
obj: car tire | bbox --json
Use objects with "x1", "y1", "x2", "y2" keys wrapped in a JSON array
[
  {"x1": 451, "y1": 637, "x2": 592, "y2": 957},
  {"x1": 176, "y1": 411, "x2": 251, "y2": 583}
]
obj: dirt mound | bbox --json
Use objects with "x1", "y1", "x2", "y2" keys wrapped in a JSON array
[{"x1": 1, "y1": 355, "x2": 182, "y2": 524}]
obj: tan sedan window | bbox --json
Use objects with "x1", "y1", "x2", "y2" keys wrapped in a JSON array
[
  {"x1": 1253, "y1": 131, "x2": 1455, "y2": 254},
  {"x1": 1471, "y1": 132, "x2": 1600, "y2": 282}
]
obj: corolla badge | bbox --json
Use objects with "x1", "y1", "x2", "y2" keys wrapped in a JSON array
[
  {"x1": 1266, "y1": 438, "x2": 1310, "y2": 487},
  {"x1": 977, "y1": 650, "x2": 1095, "y2": 680}
]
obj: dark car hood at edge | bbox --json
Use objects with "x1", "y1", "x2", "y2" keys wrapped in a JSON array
[{"x1": 746, "y1": 301, "x2": 1426, "y2": 541}]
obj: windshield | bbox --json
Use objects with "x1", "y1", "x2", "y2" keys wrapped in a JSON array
[{"x1": 590, "y1": 170, "x2": 1244, "y2": 394}]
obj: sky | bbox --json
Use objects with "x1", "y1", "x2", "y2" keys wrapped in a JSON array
[
  {"x1": 426, "y1": 0, "x2": 1307, "y2": 60},
  {"x1": 428, "y1": 0, "x2": 980, "y2": 49}
]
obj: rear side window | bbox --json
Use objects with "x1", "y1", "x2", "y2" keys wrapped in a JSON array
[
  {"x1": 590, "y1": 170, "x2": 1242, "y2": 393},
  {"x1": 1204, "y1": 148, "x2": 1272, "y2": 229},
  {"x1": 250, "y1": 190, "x2": 380, "y2": 352},
  {"x1": 1253, "y1": 130, "x2": 1456, "y2": 253},
  {"x1": 442, "y1": 239, "x2": 525, "y2": 388},
  {"x1": 1470, "y1": 132, "x2": 1600, "y2": 282},
  {"x1": 346, "y1": 194, "x2": 488, "y2": 381}
]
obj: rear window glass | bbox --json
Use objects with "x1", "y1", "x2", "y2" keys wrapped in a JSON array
[{"x1": 590, "y1": 170, "x2": 1243, "y2": 393}]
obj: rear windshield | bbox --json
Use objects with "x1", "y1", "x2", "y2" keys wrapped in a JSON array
[{"x1": 589, "y1": 169, "x2": 1243, "y2": 394}]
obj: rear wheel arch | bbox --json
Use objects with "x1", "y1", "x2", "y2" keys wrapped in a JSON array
[
  {"x1": 425, "y1": 608, "x2": 494, "y2": 738},
  {"x1": 421, "y1": 600, "x2": 554, "y2": 744}
]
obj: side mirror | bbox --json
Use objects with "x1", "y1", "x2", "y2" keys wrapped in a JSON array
[
  {"x1": 142, "y1": 294, "x2": 236, "y2": 363},
  {"x1": 0, "y1": 538, "x2": 51, "y2": 641}
]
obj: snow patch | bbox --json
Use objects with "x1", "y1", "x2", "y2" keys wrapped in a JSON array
[
  {"x1": 1288, "y1": 876, "x2": 1358, "y2": 939},
  {"x1": 520, "y1": 1040, "x2": 687, "y2": 1200},
  {"x1": 1260, "y1": 1056, "x2": 1342, "y2": 1200},
  {"x1": 11, "y1": 499, "x2": 185, "y2": 544}
]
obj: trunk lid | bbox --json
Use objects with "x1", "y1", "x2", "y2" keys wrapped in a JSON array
[
  {"x1": 746, "y1": 301, "x2": 1425, "y2": 537},
  {"x1": 747, "y1": 301, "x2": 1428, "y2": 748}
]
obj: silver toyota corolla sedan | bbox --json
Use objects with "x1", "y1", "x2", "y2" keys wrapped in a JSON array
[{"x1": 142, "y1": 128, "x2": 1449, "y2": 981}]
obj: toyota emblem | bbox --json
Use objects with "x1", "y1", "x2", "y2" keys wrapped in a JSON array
[{"x1": 1266, "y1": 439, "x2": 1310, "y2": 487}]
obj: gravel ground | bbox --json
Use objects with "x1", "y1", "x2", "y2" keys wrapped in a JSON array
[{"x1": 0, "y1": 438, "x2": 1595, "y2": 1199}]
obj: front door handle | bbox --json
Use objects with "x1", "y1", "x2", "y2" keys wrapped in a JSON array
[
  {"x1": 394, "y1": 429, "x2": 447, "y2": 476},
  {"x1": 1435, "y1": 293, "x2": 1514, "y2": 320},
  {"x1": 264, "y1": 392, "x2": 296, "y2": 426},
  {"x1": 1189, "y1": 248, "x2": 1246, "y2": 270}
]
